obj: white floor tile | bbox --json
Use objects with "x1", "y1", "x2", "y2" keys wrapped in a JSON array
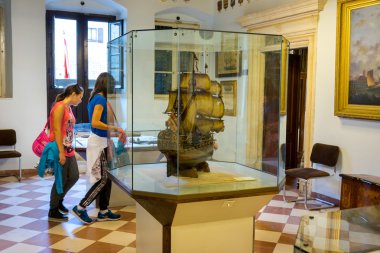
[
  {"x1": 1, "y1": 182, "x2": 28, "y2": 189},
  {"x1": 255, "y1": 229, "x2": 281, "y2": 243},
  {"x1": 69, "y1": 192, "x2": 87, "y2": 198},
  {"x1": 32, "y1": 186, "x2": 53, "y2": 194},
  {"x1": 0, "y1": 205, "x2": 33, "y2": 215},
  {"x1": 119, "y1": 206, "x2": 136, "y2": 213},
  {"x1": 290, "y1": 208, "x2": 317, "y2": 217},
  {"x1": 258, "y1": 213, "x2": 289, "y2": 223},
  {"x1": 89, "y1": 220, "x2": 128, "y2": 230},
  {"x1": 0, "y1": 216, "x2": 37, "y2": 228},
  {"x1": 50, "y1": 237, "x2": 95, "y2": 252},
  {"x1": 118, "y1": 247, "x2": 137, "y2": 253},
  {"x1": 0, "y1": 228, "x2": 41, "y2": 242},
  {"x1": 30, "y1": 179, "x2": 54, "y2": 187},
  {"x1": 267, "y1": 199, "x2": 295, "y2": 209},
  {"x1": 34, "y1": 194, "x2": 51, "y2": 202},
  {"x1": 0, "y1": 196, "x2": 30, "y2": 205},
  {"x1": 47, "y1": 222, "x2": 85, "y2": 236},
  {"x1": 0, "y1": 243, "x2": 45, "y2": 253},
  {"x1": 282, "y1": 223, "x2": 299, "y2": 234},
  {"x1": 71, "y1": 184, "x2": 88, "y2": 192},
  {"x1": 37, "y1": 203, "x2": 51, "y2": 210},
  {"x1": 273, "y1": 243, "x2": 294, "y2": 253},
  {"x1": 99, "y1": 231, "x2": 136, "y2": 246},
  {"x1": 0, "y1": 189, "x2": 28, "y2": 197}
]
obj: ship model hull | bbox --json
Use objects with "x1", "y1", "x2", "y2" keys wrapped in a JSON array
[
  {"x1": 157, "y1": 130, "x2": 214, "y2": 177},
  {"x1": 158, "y1": 71, "x2": 225, "y2": 178}
]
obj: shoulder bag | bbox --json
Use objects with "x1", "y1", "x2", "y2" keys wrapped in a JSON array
[{"x1": 32, "y1": 121, "x2": 50, "y2": 157}]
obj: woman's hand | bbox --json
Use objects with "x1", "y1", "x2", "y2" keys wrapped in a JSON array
[
  {"x1": 59, "y1": 152, "x2": 66, "y2": 165},
  {"x1": 117, "y1": 127, "x2": 127, "y2": 145}
]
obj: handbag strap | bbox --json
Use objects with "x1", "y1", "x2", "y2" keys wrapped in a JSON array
[
  {"x1": 107, "y1": 102, "x2": 120, "y2": 128},
  {"x1": 43, "y1": 120, "x2": 49, "y2": 130}
]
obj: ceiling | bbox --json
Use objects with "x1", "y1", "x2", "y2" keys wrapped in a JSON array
[
  {"x1": 45, "y1": 0, "x2": 127, "y2": 17},
  {"x1": 45, "y1": 0, "x2": 302, "y2": 15},
  {"x1": 44, "y1": 0, "x2": 303, "y2": 21}
]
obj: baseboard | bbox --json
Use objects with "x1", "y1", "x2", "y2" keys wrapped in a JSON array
[
  {"x1": 0, "y1": 168, "x2": 38, "y2": 177},
  {"x1": 311, "y1": 191, "x2": 340, "y2": 206}
]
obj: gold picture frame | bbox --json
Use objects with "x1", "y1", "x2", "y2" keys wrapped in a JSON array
[
  {"x1": 221, "y1": 80, "x2": 237, "y2": 116},
  {"x1": 280, "y1": 39, "x2": 289, "y2": 115},
  {"x1": 215, "y1": 51, "x2": 242, "y2": 77},
  {"x1": 335, "y1": 0, "x2": 380, "y2": 120}
]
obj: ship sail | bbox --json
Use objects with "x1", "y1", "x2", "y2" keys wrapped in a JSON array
[
  {"x1": 165, "y1": 74, "x2": 225, "y2": 134},
  {"x1": 164, "y1": 91, "x2": 178, "y2": 114},
  {"x1": 179, "y1": 80, "x2": 224, "y2": 133},
  {"x1": 367, "y1": 70, "x2": 376, "y2": 87},
  {"x1": 210, "y1": 81, "x2": 222, "y2": 96},
  {"x1": 196, "y1": 118, "x2": 225, "y2": 135},
  {"x1": 157, "y1": 56, "x2": 226, "y2": 178},
  {"x1": 180, "y1": 73, "x2": 211, "y2": 91}
]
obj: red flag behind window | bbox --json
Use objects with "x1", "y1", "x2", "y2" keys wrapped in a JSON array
[{"x1": 63, "y1": 31, "x2": 69, "y2": 79}]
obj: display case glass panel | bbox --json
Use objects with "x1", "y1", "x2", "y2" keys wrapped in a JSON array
[{"x1": 107, "y1": 29, "x2": 289, "y2": 197}]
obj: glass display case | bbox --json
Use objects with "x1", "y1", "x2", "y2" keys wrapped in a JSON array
[
  {"x1": 107, "y1": 28, "x2": 289, "y2": 199},
  {"x1": 294, "y1": 205, "x2": 380, "y2": 253}
]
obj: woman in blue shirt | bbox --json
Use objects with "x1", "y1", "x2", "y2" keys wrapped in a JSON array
[{"x1": 72, "y1": 72, "x2": 125, "y2": 224}]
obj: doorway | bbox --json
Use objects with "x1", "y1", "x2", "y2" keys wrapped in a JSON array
[
  {"x1": 285, "y1": 48, "x2": 308, "y2": 169},
  {"x1": 46, "y1": 11, "x2": 122, "y2": 123}
]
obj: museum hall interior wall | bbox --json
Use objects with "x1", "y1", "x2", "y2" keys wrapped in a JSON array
[{"x1": 0, "y1": 0, "x2": 379, "y2": 203}]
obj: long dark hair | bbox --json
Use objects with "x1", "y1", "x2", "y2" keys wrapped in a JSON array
[
  {"x1": 55, "y1": 83, "x2": 83, "y2": 102},
  {"x1": 89, "y1": 72, "x2": 116, "y2": 103}
]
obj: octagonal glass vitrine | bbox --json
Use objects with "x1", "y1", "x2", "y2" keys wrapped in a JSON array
[{"x1": 107, "y1": 29, "x2": 289, "y2": 199}]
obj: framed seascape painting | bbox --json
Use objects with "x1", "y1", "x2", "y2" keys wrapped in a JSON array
[
  {"x1": 215, "y1": 51, "x2": 242, "y2": 78},
  {"x1": 335, "y1": 0, "x2": 380, "y2": 120}
]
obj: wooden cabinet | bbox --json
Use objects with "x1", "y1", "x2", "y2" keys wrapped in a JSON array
[{"x1": 340, "y1": 174, "x2": 380, "y2": 209}]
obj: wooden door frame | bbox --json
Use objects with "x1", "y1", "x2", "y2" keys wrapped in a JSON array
[
  {"x1": 239, "y1": 0, "x2": 327, "y2": 166},
  {"x1": 45, "y1": 10, "x2": 117, "y2": 123}
]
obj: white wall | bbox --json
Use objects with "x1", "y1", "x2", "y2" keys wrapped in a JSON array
[
  {"x1": 313, "y1": 0, "x2": 380, "y2": 199},
  {"x1": 0, "y1": 0, "x2": 46, "y2": 170}
]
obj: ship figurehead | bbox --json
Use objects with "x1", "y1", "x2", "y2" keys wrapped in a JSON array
[{"x1": 157, "y1": 72, "x2": 225, "y2": 178}]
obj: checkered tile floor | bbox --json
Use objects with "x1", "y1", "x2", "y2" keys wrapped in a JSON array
[{"x1": 0, "y1": 174, "x2": 335, "y2": 252}]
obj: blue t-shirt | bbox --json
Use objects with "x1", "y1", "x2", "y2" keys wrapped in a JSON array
[{"x1": 88, "y1": 94, "x2": 108, "y2": 137}]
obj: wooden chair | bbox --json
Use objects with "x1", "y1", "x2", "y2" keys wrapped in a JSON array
[
  {"x1": 0, "y1": 129, "x2": 22, "y2": 181},
  {"x1": 283, "y1": 143, "x2": 339, "y2": 210}
]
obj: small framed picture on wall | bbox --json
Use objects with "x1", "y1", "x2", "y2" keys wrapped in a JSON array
[{"x1": 221, "y1": 80, "x2": 237, "y2": 116}]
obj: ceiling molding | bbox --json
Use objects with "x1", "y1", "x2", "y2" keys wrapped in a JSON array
[{"x1": 239, "y1": 0, "x2": 327, "y2": 33}]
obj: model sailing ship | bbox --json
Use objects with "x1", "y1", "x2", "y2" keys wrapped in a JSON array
[{"x1": 157, "y1": 55, "x2": 225, "y2": 178}]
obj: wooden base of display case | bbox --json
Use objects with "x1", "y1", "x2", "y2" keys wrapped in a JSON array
[{"x1": 108, "y1": 163, "x2": 281, "y2": 252}]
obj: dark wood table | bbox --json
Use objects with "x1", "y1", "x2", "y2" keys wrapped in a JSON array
[{"x1": 340, "y1": 174, "x2": 380, "y2": 209}]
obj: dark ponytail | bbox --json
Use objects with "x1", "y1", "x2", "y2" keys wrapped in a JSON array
[{"x1": 55, "y1": 83, "x2": 83, "y2": 102}]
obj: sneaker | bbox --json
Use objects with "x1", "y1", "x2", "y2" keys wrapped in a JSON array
[
  {"x1": 72, "y1": 206, "x2": 93, "y2": 224},
  {"x1": 48, "y1": 208, "x2": 68, "y2": 222},
  {"x1": 58, "y1": 200, "x2": 68, "y2": 215},
  {"x1": 97, "y1": 210, "x2": 121, "y2": 221}
]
